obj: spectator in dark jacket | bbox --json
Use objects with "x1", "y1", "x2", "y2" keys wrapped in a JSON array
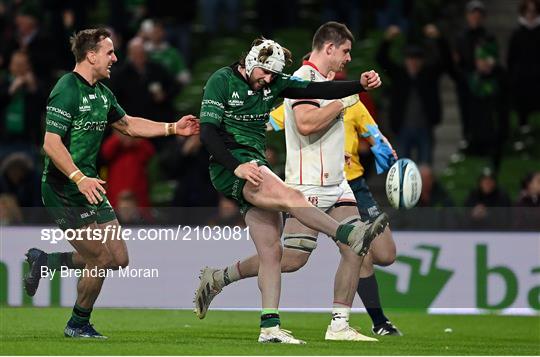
[
  {"x1": 110, "y1": 37, "x2": 180, "y2": 149},
  {"x1": 0, "y1": 50, "x2": 45, "y2": 161},
  {"x1": 464, "y1": 170, "x2": 511, "y2": 229},
  {"x1": 3, "y1": 5, "x2": 56, "y2": 84},
  {"x1": 376, "y1": 24, "x2": 451, "y2": 164},
  {"x1": 463, "y1": 42, "x2": 509, "y2": 173},
  {"x1": 454, "y1": 0, "x2": 498, "y2": 144},
  {"x1": 507, "y1": 0, "x2": 540, "y2": 131},
  {"x1": 514, "y1": 171, "x2": 540, "y2": 230},
  {"x1": 0, "y1": 152, "x2": 41, "y2": 208}
]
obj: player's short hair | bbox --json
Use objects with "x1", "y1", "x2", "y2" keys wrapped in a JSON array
[
  {"x1": 239, "y1": 37, "x2": 293, "y2": 69},
  {"x1": 70, "y1": 28, "x2": 112, "y2": 63},
  {"x1": 312, "y1": 22, "x2": 354, "y2": 51}
]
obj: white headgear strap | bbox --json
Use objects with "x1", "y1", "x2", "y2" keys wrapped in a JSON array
[{"x1": 245, "y1": 40, "x2": 286, "y2": 77}]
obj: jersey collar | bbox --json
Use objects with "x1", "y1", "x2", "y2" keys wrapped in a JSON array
[
  {"x1": 73, "y1": 71, "x2": 96, "y2": 88},
  {"x1": 302, "y1": 60, "x2": 324, "y2": 76},
  {"x1": 230, "y1": 62, "x2": 250, "y2": 85}
]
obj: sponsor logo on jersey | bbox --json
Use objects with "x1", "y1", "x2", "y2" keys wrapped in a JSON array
[
  {"x1": 308, "y1": 196, "x2": 319, "y2": 206},
  {"x1": 228, "y1": 91, "x2": 244, "y2": 106},
  {"x1": 225, "y1": 112, "x2": 267, "y2": 122},
  {"x1": 101, "y1": 95, "x2": 108, "y2": 109},
  {"x1": 73, "y1": 119, "x2": 108, "y2": 131},
  {"x1": 46, "y1": 106, "x2": 72, "y2": 119},
  {"x1": 247, "y1": 90, "x2": 255, "y2": 95},
  {"x1": 200, "y1": 111, "x2": 222, "y2": 120},
  {"x1": 46, "y1": 119, "x2": 68, "y2": 132},
  {"x1": 202, "y1": 99, "x2": 225, "y2": 109},
  {"x1": 89, "y1": 94, "x2": 97, "y2": 100},
  {"x1": 262, "y1": 88, "x2": 274, "y2": 101},
  {"x1": 79, "y1": 98, "x2": 91, "y2": 111},
  {"x1": 80, "y1": 210, "x2": 96, "y2": 219},
  {"x1": 228, "y1": 99, "x2": 244, "y2": 106}
]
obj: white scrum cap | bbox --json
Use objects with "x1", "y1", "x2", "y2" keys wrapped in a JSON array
[{"x1": 245, "y1": 39, "x2": 286, "y2": 77}]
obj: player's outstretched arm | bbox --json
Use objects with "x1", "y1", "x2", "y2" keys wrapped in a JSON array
[
  {"x1": 43, "y1": 132, "x2": 106, "y2": 204},
  {"x1": 281, "y1": 72, "x2": 381, "y2": 100},
  {"x1": 111, "y1": 114, "x2": 200, "y2": 138}
]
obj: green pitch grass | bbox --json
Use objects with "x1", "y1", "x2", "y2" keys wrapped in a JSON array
[{"x1": 0, "y1": 307, "x2": 538, "y2": 355}]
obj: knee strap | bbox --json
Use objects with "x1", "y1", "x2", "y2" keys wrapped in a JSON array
[{"x1": 283, "y1": 233, "x2": 318, "y2": 253}]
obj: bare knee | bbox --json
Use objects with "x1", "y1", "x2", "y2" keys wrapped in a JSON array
[
  {"x1": 282, "y1": 250, "x2": 309, "y2": 273},
  {"x1": 371, "y1": 229, "x2": 396, "y2": 266},
  {"x1": 87, "y1": 249, "x2": 114, "y2": 270},
  {"x1": 112, "y1": 254, "x2": 129, "y2": 269},
  {"x1": 338, "y1": 242, "x2": 362, "y2": 264},
  {"x1": 283, "y1": 188, "x2": 307, "y2": 210},
  {"x1": 259, "y1": 240, "x2": 283, "y2": 264},
  {"x1": 373, "y1": 250, "x2": 396, "y2": 266}
]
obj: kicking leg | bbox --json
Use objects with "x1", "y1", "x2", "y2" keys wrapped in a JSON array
[{"x1": 244, "y1": 166, "x2": 387, "y2": 255}]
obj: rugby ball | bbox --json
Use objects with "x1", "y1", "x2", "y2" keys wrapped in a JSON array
[{"x1": 385, "y1": 158, "x2": 422, "y2": 209}]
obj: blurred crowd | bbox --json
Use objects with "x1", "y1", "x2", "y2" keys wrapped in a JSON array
[{"x1": 0, "y1": 0, "x2": 539, "y2": 229}]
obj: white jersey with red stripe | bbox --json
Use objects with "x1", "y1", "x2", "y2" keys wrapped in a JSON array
[{"x1": 284, "y1": 62, "x2": 345, "y2": 186}]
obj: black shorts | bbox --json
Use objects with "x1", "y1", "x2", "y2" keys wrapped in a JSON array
[{"x1": 348, "y1": 176, "x2": 384, "y2": 223}]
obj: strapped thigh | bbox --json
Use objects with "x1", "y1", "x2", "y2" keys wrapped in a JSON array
[{"x1": 283, "y1": 233, "x2": 318, "y2": 253}]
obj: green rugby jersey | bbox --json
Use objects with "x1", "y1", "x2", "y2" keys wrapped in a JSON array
[
  {"x1": 200, "y1": 63, "x2": 309, "y2": 158},
  {"x1": 43, "y1": 72, "x2": 126, "y2": 184}
]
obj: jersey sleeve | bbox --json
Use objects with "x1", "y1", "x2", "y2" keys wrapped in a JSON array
[
  {"x1": 274, "y1": 73, "x2": 311, "y2": 96},
  {"x1": 45, "y1": 88, "x2": 78, "y2": 137},
  {"x1": 103, "y1": 85, "x2": 126, "y2": 124},
  {"x1": 269, "y1": 104, "x2": 285, "y2": 131},
  {"x1": 200, "y1": 70, "x2": 228, "y2": 126}
]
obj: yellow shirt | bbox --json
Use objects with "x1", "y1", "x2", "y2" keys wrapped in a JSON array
[{"x1": 268, "y1": 100, "x2": 377, "y2": 182}]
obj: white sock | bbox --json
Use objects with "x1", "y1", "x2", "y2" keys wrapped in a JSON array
[
  {"x1": 330, "y1": 306, "x2": 350, "y2": 331},
  {"x1": 213, "y1": 262, "x2": 241, "y2": 290}
]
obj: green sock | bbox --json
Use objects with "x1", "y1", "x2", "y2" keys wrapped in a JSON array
[
  {"x1": 335, "y1": 224, "x2": 354, "y2": 244},
  {"x1": 47, "y1": 252, "x2": 76, "y2": 270},
  {"x1": 47, "y1": 253, "x2": 62, "y2": 270},
  {"x1": 260, "y1": 309, "x2": 280, "y2": 328},
  {"x1": 69, "y1": 304, "x2": 92, "y2": 327}
]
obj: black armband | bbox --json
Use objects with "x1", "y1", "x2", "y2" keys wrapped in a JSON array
[
  {"x1": 200, "y1": 123, "x2": 241, "y2": 172},
  {"x1": 281, "y1": 80, "x2": 364, "y2": 99}
]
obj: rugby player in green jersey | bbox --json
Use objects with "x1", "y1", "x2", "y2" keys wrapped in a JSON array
[
  {"x1": 23, "y1": 28, "x2": 199, "y2": 338},
  {"x1": 194, "y1": 37, "x2": 387, "y2": 343}
]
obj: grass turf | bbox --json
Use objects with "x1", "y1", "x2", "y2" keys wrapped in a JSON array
[{"x1": 0, "y1": 308, "x2": 538, "y2": 355}]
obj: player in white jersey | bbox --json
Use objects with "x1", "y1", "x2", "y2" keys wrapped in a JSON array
[
  {"x1": 284, "y1": 63, "x2": 349, "y2": 187},
  {"x1": 194, "y1": 22, "x2": 388, "y2": 341}
]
